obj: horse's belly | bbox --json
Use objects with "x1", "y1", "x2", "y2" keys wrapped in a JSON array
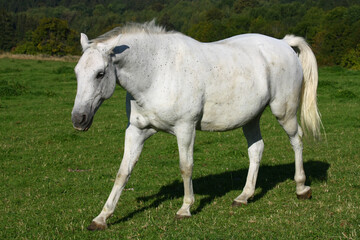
[
  {"x1": 199, "y1": 66, "x2": 270, "y2": 132},
  {"x1": 199, "y1": 95, "x2": 268, "y2": 131}
]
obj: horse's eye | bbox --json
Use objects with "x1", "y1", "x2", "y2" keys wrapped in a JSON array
[{"x1": 96, "y1": 72, "x2": 105, "y2": 79}]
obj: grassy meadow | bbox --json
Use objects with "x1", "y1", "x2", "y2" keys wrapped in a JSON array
[{"x1": 0, "y1": 57, "x2": 359, "y2": 239}]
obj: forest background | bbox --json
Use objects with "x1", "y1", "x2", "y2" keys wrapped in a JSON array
[{"x1": 1, "y1": 0, "x2": 360, "y2": 68}]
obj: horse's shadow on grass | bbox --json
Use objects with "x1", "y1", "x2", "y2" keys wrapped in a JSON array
[{"x1": 110, "y1": 160, "x2": 329, "y2": 226}]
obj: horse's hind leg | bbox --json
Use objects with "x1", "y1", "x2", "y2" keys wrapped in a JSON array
[
  {"x1": 270, "y1": 103, "x2": 312, "y2": 200},
  {"x1": 233, "y1": 116, "x2": 264, "y2": 206}
]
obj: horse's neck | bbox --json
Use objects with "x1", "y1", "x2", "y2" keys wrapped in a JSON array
[{"x1": 116, "y1": 34, "x2": 165, "y2": 104}]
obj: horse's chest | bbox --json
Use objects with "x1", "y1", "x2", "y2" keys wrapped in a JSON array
[{"x1": 129, "y1": 99, "x2": 194, "y2": 134}]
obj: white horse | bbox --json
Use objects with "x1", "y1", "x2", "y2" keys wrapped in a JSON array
[{"x1": 72, "y1": 21, "x2": 321, "y2": 230}]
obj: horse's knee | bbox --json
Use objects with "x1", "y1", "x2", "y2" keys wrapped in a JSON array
[
  {"x1": 180, "y1": 162, "x2": 193, "y2": 177},
  {"x1": 248, "y1": 139, "x2": 264, "y2": 162}
]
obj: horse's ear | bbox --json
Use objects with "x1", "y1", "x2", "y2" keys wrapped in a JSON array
[
  {"x1": 80, "y1": 33, "x2": 90, "y2": 51},
  {"x1": 98, "y1": 35, "x2": 122, "y2": 55}
]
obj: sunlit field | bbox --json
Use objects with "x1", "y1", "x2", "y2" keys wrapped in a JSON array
[{"x1": 1, "y1": 58, "x2": 359, "y2": 239}]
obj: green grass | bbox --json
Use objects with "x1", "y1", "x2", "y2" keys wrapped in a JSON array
[{"x1": 1, "y1": 58, "x2": 359, "y2": 239}]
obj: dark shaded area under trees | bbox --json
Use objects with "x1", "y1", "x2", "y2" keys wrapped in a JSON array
[{"x1": 0, "y1": 0, "x2": 359, "y2": 68}]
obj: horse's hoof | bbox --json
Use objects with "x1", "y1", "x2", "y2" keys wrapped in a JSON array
[
  {"x1": 87, "y1": 221, "x2": 107, "y2": 231},
  {"x1": 175, "y1": 214, "x2": 191, "y2": 220},
  {"x1": 232, "y1": 200, "x2": 247, "y2": 207},
  {"x1": 296, "y1": 188, "x2": 312, "y2": 200}
]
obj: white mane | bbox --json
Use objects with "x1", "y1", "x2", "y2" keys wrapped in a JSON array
[{"x1": 90, "y1": 20, "x2": 168, "y2": 44}]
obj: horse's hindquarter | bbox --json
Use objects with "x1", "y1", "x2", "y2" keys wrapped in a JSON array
[{"x1": 199, "y1": 34, "x2": 302, "y2": 131}]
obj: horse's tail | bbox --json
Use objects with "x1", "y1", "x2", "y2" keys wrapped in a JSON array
[{"x1": 283, "y1": 35, "x2": 322, "y2": 140}]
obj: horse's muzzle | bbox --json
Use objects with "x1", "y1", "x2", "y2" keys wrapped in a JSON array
[{"x1": 72, "y1": 112, "x2": 93, "y2": 131}]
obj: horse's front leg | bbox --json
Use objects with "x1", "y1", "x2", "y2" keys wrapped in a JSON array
[
  {"x1": 88, "y1": 125, "x2": 156, "y2": 230},
  {"x1": 175, "y1": 124, "x2": 196, "y2": 219}
]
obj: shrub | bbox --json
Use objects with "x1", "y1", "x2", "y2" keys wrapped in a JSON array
[
  {"x1": 13, "y1": 18, "x2": 80, "y2": 56},
  {"x1": 0, "y1": 80, "x2": 27, "y2": 97},
  {"x1": 341, "y1": 45, "x2": 360, "y2": 70}
]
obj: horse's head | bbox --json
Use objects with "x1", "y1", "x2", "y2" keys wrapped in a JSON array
[{"x1": 71, "y1": 33, "x2": 120, "y2": 131}]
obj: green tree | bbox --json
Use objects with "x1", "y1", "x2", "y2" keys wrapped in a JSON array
[
  {"x1": 313, "y1": 7, "x2": 352, "y2": 65},
  {"x1": 14, "y1": 17, "x2": 80, "y2": 56},
  {"x1": 233, "y1": 0, "x2": 258, "y2": 13},
  {"x1": 188, "y1": 19, "x2": 236, "y2": 42},
  {"x1": 206, "y1": 8, "x2": 224, "y2": 21},
  {"x1": 159, "y1": 13, "x2": 176, "y2": 30},
  {"x1": 93, "y1": 4, "x2": 106, "y2": 17},
  {"x1": 2, "y1": 0, "x2": 360, "y2": 68},
  {"x1": 341, "y1": 43, "x2": 360, "y2": 70},
  {"x1": 0, "y1": 10, "x2": 15, "y2": 51},
  {"x1": 292, "y1": 7, "x2": 325, "y2": 43}
]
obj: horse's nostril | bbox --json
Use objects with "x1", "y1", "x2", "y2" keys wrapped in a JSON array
[
  {"x1": 80, "y1": 114, "x2": 87, "y2": 124},
  {"x1": 72, "y1": 112, "x2": 87, "y2": 126}
]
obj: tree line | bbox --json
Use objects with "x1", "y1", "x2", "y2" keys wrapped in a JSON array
[{"x1": 1, "y1": 0, "x2": 360, "y2": 68}]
